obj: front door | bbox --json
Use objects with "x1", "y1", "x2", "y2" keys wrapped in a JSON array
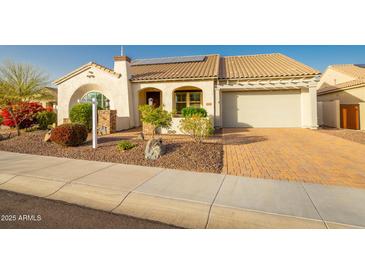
[
  {"x1": 146, "y1": 92, "x2": 161, "y2": 107},
  {"x1": 340, "y1": 104, "x2": 360, "y2": 130}
]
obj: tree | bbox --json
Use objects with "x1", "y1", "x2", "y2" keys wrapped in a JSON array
[
  {"x1": 0, "y1": 61, "x2": 50, "y2": 135},
  {"x1": 138, "y1": 104, "x2": 172, "y2": 138}
]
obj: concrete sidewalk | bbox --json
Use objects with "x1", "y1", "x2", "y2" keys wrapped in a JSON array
[{"x1": 0, "y1": 151, "x2": 364, "y2": 228}]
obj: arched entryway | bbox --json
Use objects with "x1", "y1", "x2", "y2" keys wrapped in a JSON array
[
  {"x1": 80, "y1": 91, "x2": 110, "y2": 109},
  {"x1": 69, "y1": 84, "x2": 113, "y2": 110},
  {"x1": 138, "y1": 87, "x2": 162, "y2": 108}
]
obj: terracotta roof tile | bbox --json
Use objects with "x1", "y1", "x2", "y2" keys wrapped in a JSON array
[
  {"x1": 130, "y1": 55, "x2": 219, "y2": 81},
  {"x1": 55, "y1": 53, "x2": 320, "y2": 84},
  {"x1": 219, "y1": 53, "x2": 320, "y2": 80}
]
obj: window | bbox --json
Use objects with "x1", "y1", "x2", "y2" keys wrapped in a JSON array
[
  {"x1": 175, "y1": 91, "x2": 202, "y2": 114},
  {"x1": 81, "y1": 91, "x2": 110, "y2": 109}
]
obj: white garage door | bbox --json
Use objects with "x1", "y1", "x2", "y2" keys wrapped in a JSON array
[{"x1": 222, "y1": 90, "x2": 301, "y2": 128}]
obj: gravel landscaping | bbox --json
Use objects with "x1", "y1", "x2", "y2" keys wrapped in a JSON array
[
  {"x1": 318, "y1": 127, "x2": 365, "y2": 145},
  {"x1": 0, "y1": 130, "x2": 223, "y2": 173}
]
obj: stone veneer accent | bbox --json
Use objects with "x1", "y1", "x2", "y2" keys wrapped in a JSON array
[
  {"x1": 142, "y1": 122, "x2": 157, "y2": 136},
  {"x1": 98, "y1": 110, "x2": 116, "y2": 135}
]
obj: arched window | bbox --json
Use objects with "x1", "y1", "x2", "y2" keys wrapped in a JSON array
[
  {"x1": 175, "y1": 90, "x2": 202, "y2": 114},
  {"x1": 80, "y1": 91, "x2": 110, "y2": 109}
]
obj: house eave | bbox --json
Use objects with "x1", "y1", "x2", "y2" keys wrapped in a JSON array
[
  {"x1": 218, "y1": 74, "x2": 320, "y2": 83},
  {"x1": 317, "y1": 83, "x2": 365, "y2": 96},
  {"x1": 130, "y1": 76, "x2": 218, "y2": 83},
  {"x1": 53, "y1": 62, "x2": 121, "y2": 85},
  {"x1": 216, "y1": 76, "x2": 320, "y2": 91}
]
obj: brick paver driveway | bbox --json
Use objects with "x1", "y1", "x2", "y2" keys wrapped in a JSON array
[{"x1": 222, "y1": 128, "x2": 365, "y2": 188}]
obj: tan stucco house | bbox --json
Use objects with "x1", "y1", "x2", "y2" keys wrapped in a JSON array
[
  {"x1": 38, "y1": 87, "x2": 57, "y2": 108},
  {"x1": 54, "y1": 52, "x2": 320, "y2": 132},
  {"x1": 317, "y1": 64, "x2": 365, "y2": 130}
]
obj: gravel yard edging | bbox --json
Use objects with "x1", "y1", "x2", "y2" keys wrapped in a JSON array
[{"x1": 0, "y1": 131, "x2": 223, "y2": 174}]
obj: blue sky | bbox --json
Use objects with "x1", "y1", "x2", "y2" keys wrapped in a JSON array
[{"x1": 1, "y1": 45, "x2": 365, "y2": 82}]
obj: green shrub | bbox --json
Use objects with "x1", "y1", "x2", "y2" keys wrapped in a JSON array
[
  {"x1": 36, "y1": 111, "x2": 57, "y2": 130},
  {"x1": 69, "y1": 103, "x2": 95, "y2": 131},
  {"x1": 116, "y1": 140, "x2": 136, "y2": 151},
  {"x1": 138, "y1": 105, "x2": 172, "y2": 137},
  {"x1": 181, "y1": 107, "x2": 207, "y2": 117},
  {"x1": 0, "y1": 114, "x2": 3, "y2": 125},
  {"x1": 180, "y1": 115, "x2": 214, "y2": 143},
  {"x1": 50, "y1": 123, "x2": 88, "y2": 146}
]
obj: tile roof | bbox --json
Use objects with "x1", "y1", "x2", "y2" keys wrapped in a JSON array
[
  {"x1": 330, "y1": 64, "x2": 365, "y2": 79},
  {"x1": 317, "y1": 78, "x2": 365, "y2": 95},
  {"x1": 54, "y1": 53, "x2": 320, "y2": 84},
  {"x1": 130, "y1": 55, "x2": 219, "y2": 81},
  {"x1": 219, "y1": 53, "x2": 320, "y2": 80},
  {"x1": 318, "y1": 64, "x2": 365, "y2": 94}
]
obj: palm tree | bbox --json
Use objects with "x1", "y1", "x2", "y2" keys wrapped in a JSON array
[{"x1": 0, "y1": 61, "x2": 50, "y2": 135}]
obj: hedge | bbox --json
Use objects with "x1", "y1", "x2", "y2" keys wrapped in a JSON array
[{"x1": 181, "y1": 107, "x2": 207, "y2": 118}]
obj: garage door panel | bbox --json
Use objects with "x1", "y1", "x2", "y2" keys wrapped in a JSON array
[{"x1": 222, "y1": 90, "x2": 301, "y2": 128}]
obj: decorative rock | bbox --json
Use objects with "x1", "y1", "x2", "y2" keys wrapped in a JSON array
[
  {"x1": 0, "y1": 132, "x2": 11, "y2": 141},
  {"x1": 44, "y1": 130, "x2": 52, "y2": 142},
  {"x1": 144, "y1": 138, "x2": 166, "y2": 160},
  {"x1": 136, "y1": 132, "x2": 145, "y2": 140}
]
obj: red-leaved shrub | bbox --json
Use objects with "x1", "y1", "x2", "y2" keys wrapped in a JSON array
[
  {"x1": 1, "y1": 102, "x2": 45, "y2": 128},
  {"x1": 50, "y1": 123, "x2": 88, "y2": 146}
]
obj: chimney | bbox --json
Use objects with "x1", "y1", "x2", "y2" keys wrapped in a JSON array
[
  {"x1": 113, "y1": 55, "x2": 131, "y2": 74},
  {"x1": 113, "y1": 47, "x2": 134, "y2": 127}
]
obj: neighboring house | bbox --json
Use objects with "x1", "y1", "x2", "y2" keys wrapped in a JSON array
[
  {"x1": 37, "y1": 87, "x2": 57, "y2": 108},
  {"x1": 317, "y1": 64, "x2": 365, "y2": 130},
  {"x1": 54, "y1": 52, "x2": 320, "y2": 132}
]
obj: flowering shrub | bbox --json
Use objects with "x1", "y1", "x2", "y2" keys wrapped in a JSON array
[
  {"x1": 1, "y1": 102, "x2": 45, "y2": 128},
  {"x1": 138, "y1": 104, "x2": 172, "y2": 137},
  {"x1": 50, "y1": 123, "x2": 88, "y2": 146},
  {"x1": 180, "y1": 114, "x2": 214, "y2": 143}
]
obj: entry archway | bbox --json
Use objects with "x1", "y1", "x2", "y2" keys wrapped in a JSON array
[
  {"x1": 80, "y1": 91, "x2": 110, "y2": 109},
  {"x1": 138, "y1": 87, "x2": 162, "y2": 108},
  {"x1": 69, "y1": 83, "x2": 114, "y2": 111}
]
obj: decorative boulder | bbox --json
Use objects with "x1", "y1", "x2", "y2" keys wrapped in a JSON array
[
  {"x1": 0, "y1": 132, "x2": 11, "y2": 141},
  {"x1": 145, "y1": 138, "x2": 166, "y2": 160},
  {"x1": 136, "y1": 132, "x2": 145, "y2": 140},
  {"x1": 44, "y1": 130, "x2": 52, "y2": 142}
]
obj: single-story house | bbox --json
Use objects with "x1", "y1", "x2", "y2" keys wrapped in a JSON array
[
  {"x1": 317, "y1": 64, "x2": 365, "y2": 130},
  {"x1": 38, "y1": 87, "x2": 57, "y2": 108},
  {"x1": 54, "y1": 51, "x2": 320, "y2": 132}
]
